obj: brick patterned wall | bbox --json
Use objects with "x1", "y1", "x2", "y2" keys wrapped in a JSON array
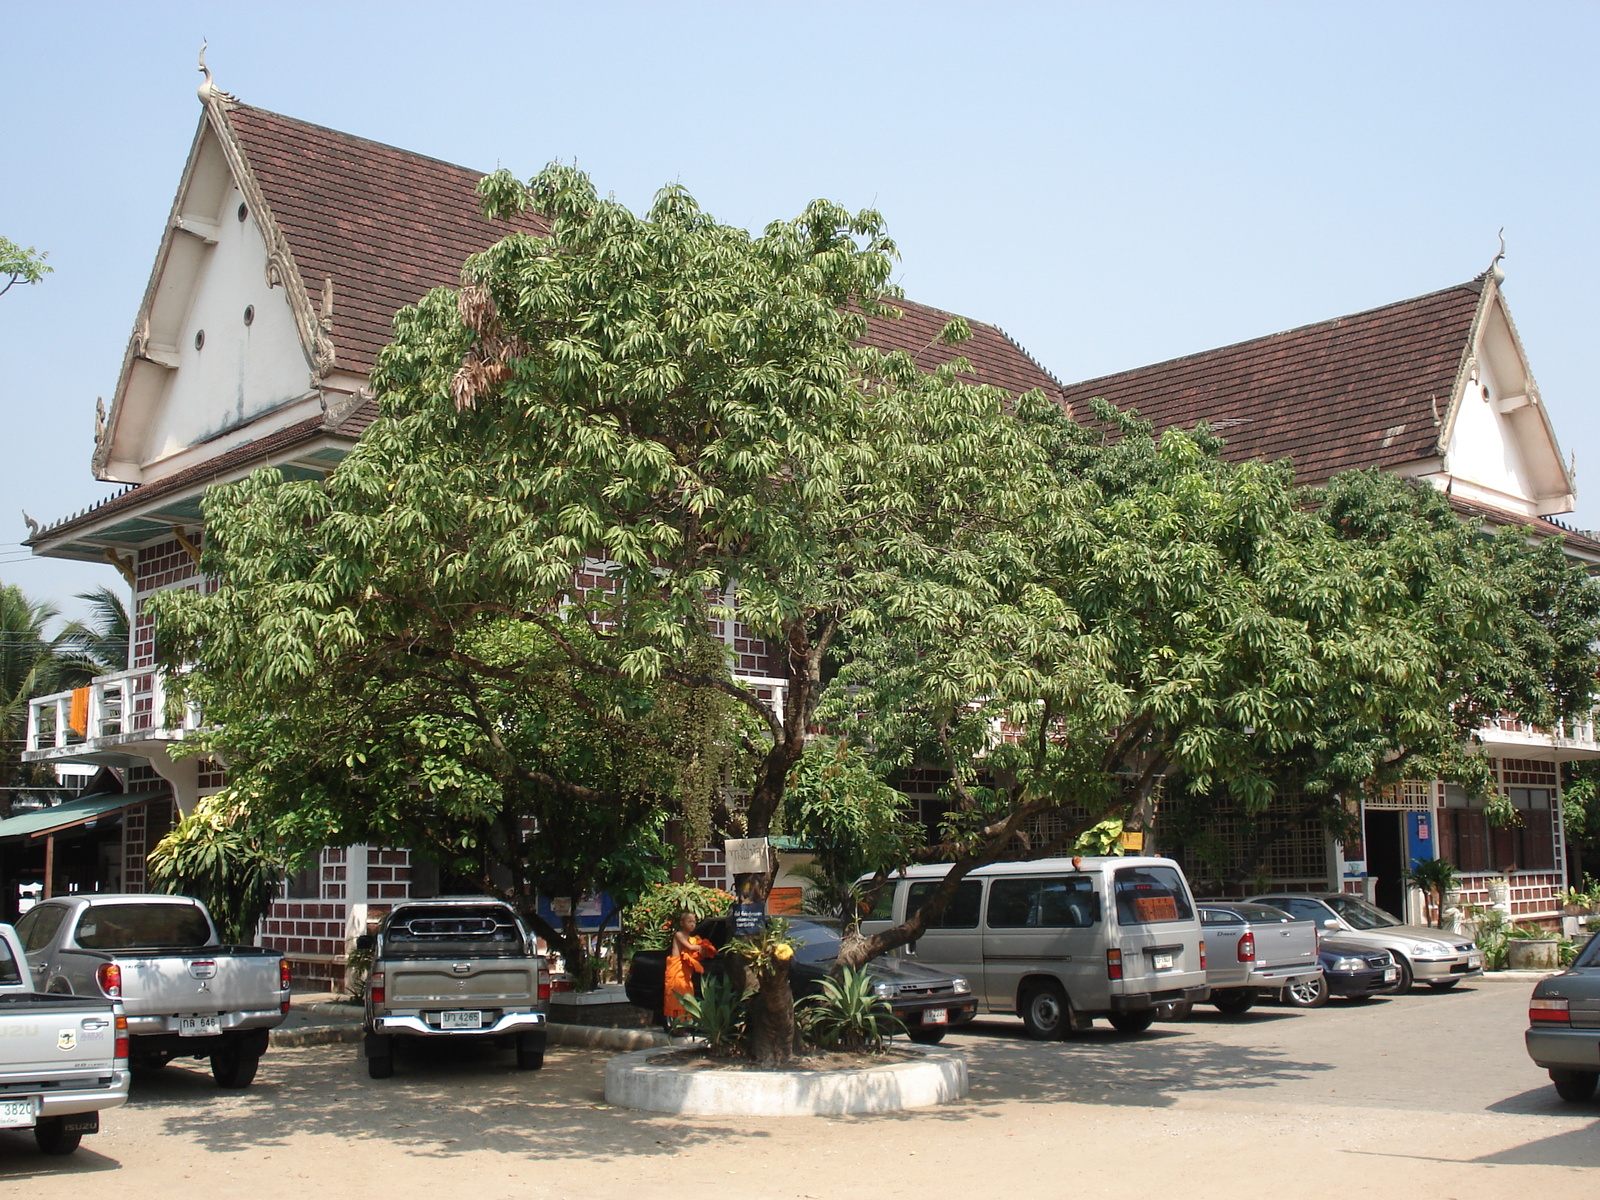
[
  {"x1": 367, "y1": 847, "x2": 411, "y2": 900},
  {"x1": 132, "y1": 535, "x2": 204, "y2": 668},
  {"x1": 122, "y1": 806, "x2": 148, "y2": 893},
  {"x1": 695, "y1": 846, "x2": 729, "y2": 890}
]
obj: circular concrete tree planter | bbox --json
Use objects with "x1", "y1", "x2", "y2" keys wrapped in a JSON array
[{"x1": 604, "y1": 1046, "x2": 968, "y2": 1116}]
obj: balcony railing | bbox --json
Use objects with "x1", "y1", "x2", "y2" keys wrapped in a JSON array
[{"x1": 24, "y1": 666, "x2": 200, "y2": 755}]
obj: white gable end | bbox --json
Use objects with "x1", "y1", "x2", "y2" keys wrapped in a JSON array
[
  {"x1": 98, "y1": 122, "x2": 319, "y2": 484},
  {"x1": 1437, "y1": 290, "x2": 1576, "y2": 518}
]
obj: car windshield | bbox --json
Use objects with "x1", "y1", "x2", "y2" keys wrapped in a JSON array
[
  {"x1": 381, "y1": 905, "x2": 528, "y2": 958},
  {"x1": 785, "y1": 920, "x2": 843, "y2": 965},
  {"x1": 1215, "y1": 903, "x2": 1296, "y2": 924},
  {"x1": 75, "y1": 903, "x2": 212, "y2": 950},
  {"x1": 1324, "y1": 895, "x2": 1403, "y2": 930}
]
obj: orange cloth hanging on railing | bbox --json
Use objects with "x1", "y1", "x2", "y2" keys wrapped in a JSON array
[{"x1": 68, "y1": 687, "x2": 90, "y2": 737}]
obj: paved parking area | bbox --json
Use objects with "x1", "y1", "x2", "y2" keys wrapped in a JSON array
[{"x1": 3, "y1": 981, "x2": 1595, "y2": 1199}]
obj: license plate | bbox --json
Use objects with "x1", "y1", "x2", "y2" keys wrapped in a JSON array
[
  {"x1": 0, "y1": 1098, "x2": 37, "y2": 1129},
  {"x1": 179, "y1": 1016, "x2": 222, "y2": 1037},
  {"x1": 920, "y1": 1009, "x2": 948, "y2": 1026},
  {"x1": 1469, "y1": 955, "x2": 1482, "y2": 969},
  {"x1": 1384, "y1": 968, "x2": 1398, "y2": 982},
  {"x1": 1152, "y1": 953, "x2": 1174, "y2": 970},
  {"x1": 441, "y1": 1010, "x2": 483, "y2": 1030}
]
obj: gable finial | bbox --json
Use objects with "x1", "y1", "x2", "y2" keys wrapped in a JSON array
[
  {"x1": 197, "y1": 40, "x2": 238, "y2": 105},
  {"x1": 1490, "y1": 227, "x2": 1507, "y2": 285}
]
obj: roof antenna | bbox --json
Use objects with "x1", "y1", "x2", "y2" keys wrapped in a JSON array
[{"x1": 1490, "y1": 228, "x2": 1507, "y2": 285}]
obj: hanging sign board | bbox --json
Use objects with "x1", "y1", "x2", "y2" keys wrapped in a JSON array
[{"x1": 724, "y1": 837, "x2": 771, "y2": 876}]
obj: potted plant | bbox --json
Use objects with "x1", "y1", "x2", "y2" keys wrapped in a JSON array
[
  {"x1": 1505, "y1": 923, "x2": 1562, "y2": 971},
  {"x1": 1485, "y1": 876, "x2": 1511, "y2": 905},
  {"x1": 1406, "y1": 857, "x2": 1461, "y2": 929}
]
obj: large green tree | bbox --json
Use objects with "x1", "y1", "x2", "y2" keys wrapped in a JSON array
[
  {"x1": 154, "y1": 165, "x2": 1041, "y2": 1045},
  {"x1": 830, "y1": 403, "x2": 1600, "y2": 964}
]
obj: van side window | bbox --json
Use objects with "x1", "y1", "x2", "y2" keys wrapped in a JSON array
[
  {"x1": 986, "y1": 876, "x2": 1098, "y2": 928},
  {"x1": 861, "y1": 882, "x2": 896, "y2": 922},
  {"x1": 905, "y1": 881, "x2": 983, "y2": 929},
  {"x1": 1113, "y1": 866, "x2": 1195, "y2": 926}
]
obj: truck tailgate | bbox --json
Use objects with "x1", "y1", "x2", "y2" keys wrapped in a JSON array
[
  {"x1": 388, "y1": 962, "x2": 539, "y2": 1007},
  {"x1": 0, "y1": 996, "x2": 121, "y2": 1089},
  {"x1": 112, "y1": 948, "x2": 284, "y2": 1017},
  {"x1": 1252, "y1": 919, "x2": 1318, "y2": 968}
]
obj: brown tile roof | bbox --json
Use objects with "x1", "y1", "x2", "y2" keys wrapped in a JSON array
[
  {"x1": 860, "y1": 298, "x2": 1067, "y2": 402},
  {"x1": 1057, "y1": 280, "x2": 1488, "y2": 485},
  {"x1": 1448, "y1": 495, "x2": 1600, "y2": 558},
  {"x1": 226, "y1": 105, "x2": 549, "y2": 377}
]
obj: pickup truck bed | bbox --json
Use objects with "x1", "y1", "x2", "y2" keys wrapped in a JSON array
[{"x1": 0, "y1": 922, "x2": 129, "y2": 1156}]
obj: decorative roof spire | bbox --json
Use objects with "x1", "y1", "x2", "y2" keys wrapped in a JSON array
[
  {"x1": 1490, "y1": 228, "x2": 1507, "y2": 285},
  {"x1": 197, "y1": 40, "x2": 238, "y2": 106}
]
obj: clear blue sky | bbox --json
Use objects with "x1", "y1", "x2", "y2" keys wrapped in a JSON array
[{"x1": 3, "y1": 2, "x2": 1597, "y2": 623}]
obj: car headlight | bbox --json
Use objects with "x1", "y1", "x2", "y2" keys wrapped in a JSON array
[
  {"x1": 873, "y1": 981, "x2": 897, "y2": 999},
  {"x1": 951, "y1": 976, "x2": 970, "y2": 994},
  {"x1": 1411, "y1": 942, "x2": 1443, "y2": 957},
  {"x1": 1332, "y1": 957, "x2": 1365, "y2": 972}
]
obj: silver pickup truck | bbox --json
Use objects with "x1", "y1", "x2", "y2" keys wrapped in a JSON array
[
  {"x1": 359, "y1": 898, "x2": 548, "y2": 1080},
  {"x1": 1199, "y1": 902, "x2": 1321, "y2": 1015},
  {"x1": 14, "y1": 894, "x2": 290, "y2": 1089},
  {"x1": 0, "y1": 922, "x2": 129, "y2": 1156}
]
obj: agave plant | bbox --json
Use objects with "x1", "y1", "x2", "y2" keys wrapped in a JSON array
[
  {"x1": 677, "y1": 974, "x2": 749, "y2": 1051},
  {"x1": 798, "y1": 965, "x2": 903, "y2": 1053}
]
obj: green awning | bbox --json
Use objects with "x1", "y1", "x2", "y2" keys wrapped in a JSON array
[{"x1": 0, "y1": 792, "x2": 161, "y2": 841}]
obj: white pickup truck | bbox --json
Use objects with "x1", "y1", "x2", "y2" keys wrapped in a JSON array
[
  {"x1": 0, "y1": 922, "x2": 129, "y2": 1155},
  {"x1": 14, "y1": 894, "x2": 290, "y2": 1088}
]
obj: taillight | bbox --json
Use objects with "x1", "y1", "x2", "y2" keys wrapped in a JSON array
[
  {"x1": 280, "y1": 957, "x2": 292, "y2": 992},
  {"x1": 114, "y1": 1013, "x2": 128, "y2": 1062},
  {"x1": 1199, "y1": 940, "x2": 1206, "y2": 971},
  {"x1": 96, "y1": 962, "x2": 122, "y2": 998},
  {"x1": 368, "y1": 972, "x2": 385, "y2": 1005},
  {"x1": 1106, "y1": 948, "x2": 1123, "y2": 981},
  {"x1": 1530, "y1": 998, "x2": 1570, "y2": 1024},
  {"x1": 538, "y1": 981, "x2": 551, "y2": 1002},
  {"x1": 1237, "y1": 933, "x2": 1255, "y2": 963}
]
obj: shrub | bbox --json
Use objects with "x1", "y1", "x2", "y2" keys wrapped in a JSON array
[
  {"x1": 798, "y1": 965, "x2": 903, "y2": 1052},
  {"x1": 146, "y1": 791, "x2": 286, "y2": 944},
  {"x1": 622, "y1": 881, "x2": 734, "y2": 951}
]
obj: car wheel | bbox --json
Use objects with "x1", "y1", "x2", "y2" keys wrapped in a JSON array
[
  {"x1": 1388, "y1": 956, "x2": 1414, "y2": 996},
  {"x1": 211, "y1": 1044, "x2": 261, "y2": 1089},
  {"x1": 33, "y1": 1118, "x2": 81, "y2": 1156},
  {"x1": 1427, "y1": 979, "x2": 1459, "y2": 992},
  {"x1": 1284, "y1": 974, "x2": 1329, "y2": 1009},
  {"x1": 516, "y1": 1032, "x2": 546, "y2": 1070},
  {"x1": 1550, "y1": 1070, "x2": 1599, "y2": 1103},
  {"x1": 367, "y1": 1054, "x2": 395, "y2": 1080},
  {"x1": 1212, "y1": 989, "x2": 1256, "y2": 1016},
  {"x1": 907, "y1": 1027, "x2": 947, "y2": 1045},
  {"x1": 1019, "y1": 981, "x2": 1073, "y2": 1040},
  {"x1": 1107, "y1": 1011, "x2": 1156, "y2": 1035}
]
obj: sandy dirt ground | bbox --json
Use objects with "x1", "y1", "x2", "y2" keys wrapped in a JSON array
[{"x1": 3, "y1": 982, "x2": 1594, "y2": 1199}]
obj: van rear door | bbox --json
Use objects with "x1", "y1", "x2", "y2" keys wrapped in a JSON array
[
  {"x1": 1110, "y1": 864, "x2": 1205, "y2": 997},
  {"x1": 901, "y1": 880, "x2": 985, "y2": 1001}
]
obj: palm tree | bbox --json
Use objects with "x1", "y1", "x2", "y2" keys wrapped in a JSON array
[
  {"x1": 59, "y1": 586, "x2": 130, "y2": 675},
  {"x1": 0, "y1": 582, "x2": 97, "y2": 809}
]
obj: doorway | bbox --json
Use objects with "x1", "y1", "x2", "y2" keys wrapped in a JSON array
[{"x1": 1365, "y1": 810, "x2": 1405, "y2": 918}]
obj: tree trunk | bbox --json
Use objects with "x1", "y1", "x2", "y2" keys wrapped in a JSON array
[{"x1": 747, "y1": 959, "x2": 798, "y2": 1067}]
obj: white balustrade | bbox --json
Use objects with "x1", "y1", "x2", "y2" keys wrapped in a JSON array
[{"x1": 23, "y1": 666, "x2": 200, "y2": 754}]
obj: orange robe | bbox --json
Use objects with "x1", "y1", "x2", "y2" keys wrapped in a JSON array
[{"x1": 663, "y1": 937, "x2": 715, "y2": 1020}]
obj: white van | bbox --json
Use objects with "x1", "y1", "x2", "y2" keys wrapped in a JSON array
[{"x1": 858, "y1": 856, "x2": 1209, "y2": 1038}]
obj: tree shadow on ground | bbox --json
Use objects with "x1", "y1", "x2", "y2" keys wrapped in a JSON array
[
  {"x1": 136, "y1": 1040, "x2": 770, "y2": 1161},
  {"x1": 861, "y1": 1017, "x2": 1335, "y2": 1120}
]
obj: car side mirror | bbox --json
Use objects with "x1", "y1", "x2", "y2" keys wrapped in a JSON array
[
  {"x1": 1323, "y1": 919, "x2": 1340, "y2": 930},
  {"x1": 354, "y1": 934, "x2": 374, "y2": 951}
]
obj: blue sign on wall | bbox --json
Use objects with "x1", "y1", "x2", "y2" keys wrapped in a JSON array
[
  {"x1": 535, "y1": 892, "x2": 621, "y2": 933},
  {"x1": 1406, "y1": 810, "x2": 1435, "y2": 869}
]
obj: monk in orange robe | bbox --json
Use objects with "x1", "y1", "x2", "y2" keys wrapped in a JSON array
[{"x1": 663, "y1": 910, "x2": 715, "y2": 1023}]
